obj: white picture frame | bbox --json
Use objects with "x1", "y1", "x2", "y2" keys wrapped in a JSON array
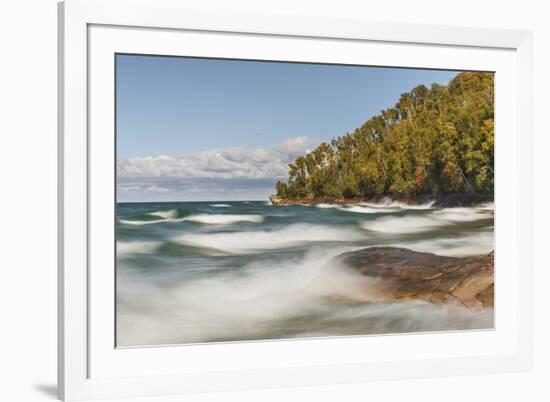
[{"x1": 58, "y1": 0, "x2": 533, "y2": 400}]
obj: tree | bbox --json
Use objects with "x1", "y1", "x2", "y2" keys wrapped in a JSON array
[
  {"x1": 275, "y1": 181, "x2": 288, "y2": 198},
  {"x1": 277, "y1": 72, "x2": 494, "y2": 199}
]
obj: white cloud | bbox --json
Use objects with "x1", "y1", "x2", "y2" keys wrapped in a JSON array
[
  {"x1": 117, "y1": 136, "x2": 316, "y2": 180},
  {"x1": 117, "y1": 136, "x2": 318, "y2": 201},
  {"x1": 273, "y1": 136, "x2": 316, "y2": 155},
  {"x1": 118, "y1": 184, "x2": 171, "y2": 193}
]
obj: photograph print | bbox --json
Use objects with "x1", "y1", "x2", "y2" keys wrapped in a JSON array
[{"x1": 116, "y1": 55, "x2": 494, "y2": 347}]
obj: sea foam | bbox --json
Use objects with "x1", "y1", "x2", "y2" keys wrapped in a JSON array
[
  {"x1": 360, "y1": 207, "x2": 493, "y2": 234},
  {"x1": 116, "y1": 246, "x2": 375, "y2": 345},
  {"x1": 360, "y1": 198, "x2": 435, "y2": 210},
  {"x1": 315, "y1": 203, "x2": 342, "y2": 209},
  {"x1": 119, "y1": 217, "x2": 186, "y2": 225},
  {"x1": 173, "y1": 223, "x2": 364, "y2": 253},
  {"x1": 147, "y1": 209, "x2": 178, "y2": 219},
  {"x1": 117, "y1": 241, "x2": 161, "y2": 256},
  {"x1": 116, "y1": 244, "x2": 493, "y2": 346},
  {"x1": 342, "y1": 205, "x2": 398, "y2": 214},
  {"x1": 389, "y1": 230, "x2": 495, "y2": 257},
  {"x1": 182, "y1": 214, "x2": 263, "y2": 225}
]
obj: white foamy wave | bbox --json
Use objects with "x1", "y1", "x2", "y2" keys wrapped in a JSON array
[
  {"x1": 117, "y1": 245, "x2": 492, "y2": 346},
  {"x1": 342, "y1": 205, "x2": 399, "y2": 214},
  {"x1": 390, "y1": 230, "x2": 494, "y2": 257},
  {"x1": 209, "y1": 203, "x2": 231, "y2": 208},
  {"x1": 432, "y1": 207, "x2": 492, "y2": 222},
  {"x1": 182, "y1": 214, "x2": 263, "y2": 225},
  {"x1": 361, "y1": 215, "x2": 439, "y2": 233},
  {"x1": 116, "y1": 247, "x2": 376, "y2": 345},
  {"x1": 117, "y1": 241, "x2": 161, "y2": 256},
  {"x1": 397, "y1": 201, "x2": 435, "y2": 210},
  {"x1": 120, "y1": 218, "x2": 166, "y2": 225},
  {"x1": 360, "y1": 207, "x2": 493, "y2": 234},
  {"x1": 119, "y1": 217, "x2": 186, "y2": 225},
  {"x1": 173, "y1": 224, "x2": 364, "y2": 254},
  {"x1": 315, "y1": 203, "x2": 342, "y2": 209},
  {"x1": 147, "y1": 209, "x2": 178, "y2": 219},
  {"x1": 361, "y1": 198, "x2": 435, "y2": 210},
  {"x1": 478, "y1": 202, "x2": 494, "y2": 210},
  {"x1": 290, "y1": 301, "x2": 493, "y2": 339}
]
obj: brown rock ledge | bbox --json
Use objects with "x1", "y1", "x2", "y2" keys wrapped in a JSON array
[
  {"x1": 268, "y1": 193, "x2": 493, "y2": 208},
  {"x1": 335, "y1": 247, "x2": 494, "y2": 309}
]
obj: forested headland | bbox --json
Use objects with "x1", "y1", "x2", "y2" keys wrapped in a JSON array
[{"x1": 274, "y1": 72, "x2": 494, "y2": 203}]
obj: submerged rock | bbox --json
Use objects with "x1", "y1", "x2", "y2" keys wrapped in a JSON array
[{"x1": 335, "y1": 247, "x2": 494, "y2": 309}]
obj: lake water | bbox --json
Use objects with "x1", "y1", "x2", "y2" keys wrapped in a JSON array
[{"x1": 116, "y1": 199, "x2": 494, "y2": 347}]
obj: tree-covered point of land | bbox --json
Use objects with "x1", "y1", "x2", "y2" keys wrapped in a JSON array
[{"x1": 275, "y1": 72, "x2": 494, "y2": 199}]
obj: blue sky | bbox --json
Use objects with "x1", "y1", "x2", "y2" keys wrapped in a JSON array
[{"x1": 116, "y1": 55, "x2": 457, "y2": 202}]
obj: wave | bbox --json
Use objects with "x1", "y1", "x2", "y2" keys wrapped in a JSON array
[
  {"x1": 119, "y1": 217, "x2": 186, "y2": 225},
  {"x1": 182, "y1": 214, "x2": 263, "y2": 225},
  {"x1": 360, "y1": 198, "x2": 435, "y2": 210},
  {"x1": 117, "y1": 241, "x2": 161, "y2": 257},
  {"x1": 342, "y1": 205, "x2": 399, "y2": 214},
  {"x1": 388, "y1": 230, "x2": 494, "y2": 257},
  {"x1": 360, "y1": 207, "x2": 493, "y2": 234},
  {"x1": 315, "y1": 203, "x2": 342, "y2": 209},
  {"x1": 431, "y1": 207, "x2": 492, "y2": 222},
  {"x1": 315, "y1": 199, "x2": 435, "y2": 214},
  {"x1": 209, "y1": 203, "x2": 231, "y2": 208},
  {"x1": 395, "y1": 201, "x2": 435, "y2": 210},
  {"x1": 116, "y1": 247, "x2": 376, "y2": 345},
  {"x1": 147, "y1": 209, "x2": 178, "y2": 219},
  {"x1": 173, "y1": 223, "x2": 364, "y2": 254},
  {"x1": 315, "y1": 200, "x2": 433, "y2": 214},
  {"x1": 120, "y1": 213, "x2": 263, "y2": 226},
  {"x1": 478, "y1": 202, "x2": 494, "y2": 210},
  {"x1": 288, "y1": 301, "x2": 493, "y2": 338},
  {"x1": 116, "y1": 245, "x2": 492, "y2": 346}
]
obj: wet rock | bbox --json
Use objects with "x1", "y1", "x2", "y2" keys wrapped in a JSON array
[
  {"x1": 335, "y1": 247, "x2": 494, "y2": 309},
  {"x1": 268, "y1": 193, "x2": 493, "y2": 208}
]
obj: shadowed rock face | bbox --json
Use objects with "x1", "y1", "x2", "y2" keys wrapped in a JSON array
[{"x1": 335, "y1": 247, "x2": 494, "y2": 309}]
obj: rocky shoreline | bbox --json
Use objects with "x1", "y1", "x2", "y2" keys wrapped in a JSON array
[
  {"x1": 335, "y1": 247, "x2": 494, "y2": 309},
  {"x1": 269, "y1": 193, "x2": 493, "y2": 208}
]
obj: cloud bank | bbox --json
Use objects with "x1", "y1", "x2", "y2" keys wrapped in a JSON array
[{"x1": 117, "y1": 136, "x2": 317, "y2": 201}]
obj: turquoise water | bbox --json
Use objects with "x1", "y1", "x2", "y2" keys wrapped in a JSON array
[{"x1": 116, "y1": 200, "x2": 494, "y2": 347}]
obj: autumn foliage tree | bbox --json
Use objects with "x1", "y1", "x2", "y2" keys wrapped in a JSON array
[{"x1": 277, "y1": 72, "x2": 494, "y2": 199}]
